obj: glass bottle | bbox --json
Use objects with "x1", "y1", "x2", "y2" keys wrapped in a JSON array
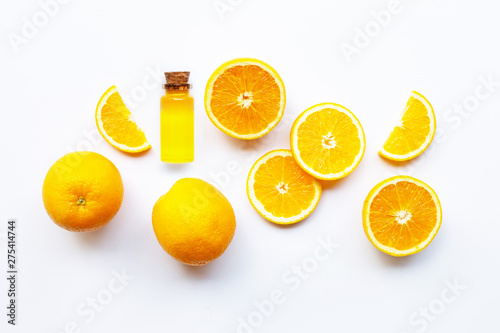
[{"x1": 160, "y1": 72, "x2": 194, "y2": 163}]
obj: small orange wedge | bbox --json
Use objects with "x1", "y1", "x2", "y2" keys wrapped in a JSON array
[
  {"x1": 96, "y1": 86, "x2": 151, "y2": 153},
  {"x1": 205, "y1": 58, "x2": 286, "y2": 140},
  {"x1": 379, "y1": 91, "x2": 436, "y2": 161},
  {"x1": 247, "y1": 149, "x2": 321, "y2": 224},
  {"x1": 363, "y1": 176, "x2": 442, "y2": 257}
]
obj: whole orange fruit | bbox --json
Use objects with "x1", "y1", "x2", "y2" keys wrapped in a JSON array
[
  {"x1": 152, "y1": 178, "x2": 236, "y2": 266},
  {"x1": 42, "y1": 151, "x2": 124, "y2": 232}
]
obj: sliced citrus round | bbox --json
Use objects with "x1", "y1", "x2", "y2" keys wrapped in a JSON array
[
  {"x1": 379, "y1": 91, "x2": 436, "y2": 161},
  {"x1": 96, "y1": 85, "x2": 151, "y2": 153},
  {"x1": 290, "y1": 103, "x2": 365, "y2": 180},
  {"x1": 362, "y1": 176, "x2": 442, "y2": 257},
  {"x1": 247, "y1": 149, "x2": 321, "y2": 224},
  {"x1": 205, "y1": 58, "x2": 286, "y2": 140}
]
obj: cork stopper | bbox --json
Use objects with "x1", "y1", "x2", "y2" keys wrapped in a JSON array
[{"x1": 164, "y1": 71, "x2": 191, "y2": 90}]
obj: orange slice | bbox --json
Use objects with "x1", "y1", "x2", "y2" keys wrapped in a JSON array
[
  {"x1": 379, "y1": 91, "x2": 436, "y2": 161},
  {"x1": 205, "y1": 58, "x2": 286, "y2": 140},
  {"x1": 362, "y1": 176, "x2": 442, "y2": 257},
  {"x1": 96, "y1": 86, "x2": 151, "y2": 153},
  {"x1": 246, "y1": 149, "x2": 321, "y2": 224},
  {"x1": 290, "y1": 103, "x2": 365, "y2": 180}
]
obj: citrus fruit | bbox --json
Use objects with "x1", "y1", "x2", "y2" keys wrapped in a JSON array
[
  {"x1": 96, "y1": 85, "x2": 151, "y2": 153},
  {"x1": 204, "y1": 58, "x2": 286, "y2": 140},
  {"x1": 290, "y1": 103, "x2": 365, "y2": 180},
  {"x1": 379, "y1": 91, "x2": 436, "y2": 161},
  {"x1": 42, "y1": 151, "x2": 124, "y2": 232},
  {"x1": 152, "y1": 178, "x2": 236, "y2": 266},
  {"x1": 362, "y1": 176, "x2": 442, "y2": 257},
  {"x1": 247, "y1": 149, "x2": 322, "y2": 224}
]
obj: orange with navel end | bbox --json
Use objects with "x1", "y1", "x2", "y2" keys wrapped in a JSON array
[{"x1": 42, "y1": 151, "x2": 124, "y2": 232}]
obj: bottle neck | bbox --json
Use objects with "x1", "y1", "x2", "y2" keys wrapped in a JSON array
[{"x1": 165, "y1": 89, "x2": 190, "y2": 95}]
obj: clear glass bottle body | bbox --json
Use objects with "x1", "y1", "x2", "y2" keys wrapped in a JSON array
[{"x1": 160, "y1": 89, "x2": 194, "y2": 163}]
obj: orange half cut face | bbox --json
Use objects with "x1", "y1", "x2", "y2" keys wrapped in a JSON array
[
  {"x1": 205, "y1": 58, "x2": 286, "y2": 140},
  {"x1": 247, "y1": 149, "x2": 321, "y2": 224},
  {"x1": 363, "y1": 176, "x2": 442, "y2": 257}
]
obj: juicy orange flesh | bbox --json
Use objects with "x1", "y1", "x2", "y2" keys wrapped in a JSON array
[
  {"x1": 100, "y1": 92, "x2": 147, "y2": 147},
  {"x1": 253, "y1": 155, "x2": 317, "y2": 218},
  {"x1": 383, "y1": 96, "x2": 431, "y2": 155},
  {"x1": 368, "y1": 181, "x2": 437, "y2": 251},
  {"x1": 297, "y1": 108, "x2": 361, "y2": 175},
  {"x1": 210, "y1": 65, "x2": 282, "y2": 135}
]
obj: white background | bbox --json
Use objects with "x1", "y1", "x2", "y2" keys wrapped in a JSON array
[{"x1": 1, "y1": 0, "x2": 499, "y2": 332}]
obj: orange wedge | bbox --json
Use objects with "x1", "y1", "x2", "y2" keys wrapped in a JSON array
[
  {"x1": 205, "y1": 58, "x2": 286, "y2": 140},
  {"x1": 363, "y1": 176, "x2": 442, "y2": 257},
  {"x1": 96, "y1": 86, "x2": 151, "y2": 153},
  {"x1": 290, "y1": 103, "x2": 365, "y2": 180},
  {"x1": 247, "y1": 149, "x2": 321, "y2": 224},
  {"x1": 379, "y1": 91, "x2": 436, "y2": 161}
]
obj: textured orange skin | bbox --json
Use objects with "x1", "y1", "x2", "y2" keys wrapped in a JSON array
[
  {"x1": 152, "y1": 178, "x2": 236, "y2": 266},
  {"x1": 42, "y1": 152, "x2": 124, "y2": 232}
]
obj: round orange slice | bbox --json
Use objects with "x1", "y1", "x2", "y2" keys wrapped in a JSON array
[
  {"x1": 363, "y1": 176, "x2": 442, "y2": 257},
  {"x1": 379, "y1": 91, "x2": 436, "y2": 161},
  {"x1": 205, "y1": 58, "x2": 286, "y2": 140},
  {"x1": 246, "y1": 149, "x2": 321, "y2": 224},
  {"x1": 290, "y1": 103, "x2": 365, "y2": 180},
  {"x1": 96, "y1": 86, "x2": 151, "y2": 153}
]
